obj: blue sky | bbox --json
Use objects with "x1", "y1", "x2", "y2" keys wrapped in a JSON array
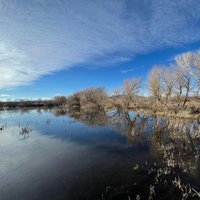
[{"x1": 0, "y1": 0, "x2": 200, "y2": 100}]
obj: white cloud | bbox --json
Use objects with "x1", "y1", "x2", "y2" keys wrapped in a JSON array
[
  {"x1": 18, "y1": 97, "x2": 51, "y2": 101},
  {"x1": 120, "y1": 69, "x2": 135, "y2": 74},
  {"x1": 0, "y1": 93, "x2": 12, "y2": 101},
  {"x1": 0, "y1": 0, "x2": 200, "y2": 88},
  {"x1": 0, "y1": 94, "x2": 10, "y2": 97}
]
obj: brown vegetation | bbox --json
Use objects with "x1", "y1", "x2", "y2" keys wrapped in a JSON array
[
  {"x1": 53, "y1": 96, "x2": 67, "y2": 104},
  {"x1": 0, "y1": 100, "x2": 57, "y2": 110},
  {"x1": 145, "y1": 50, "x2": 200, "y2": 118},
  {"x1": 65, "y1": 87, "x2": 108, "y2": 113},
  {"x1": 111, "y1": 78, "x2": 141, "y2": 111},
  {"x1": 148, "y1": 64, "x2": 192, "y2": 114}
]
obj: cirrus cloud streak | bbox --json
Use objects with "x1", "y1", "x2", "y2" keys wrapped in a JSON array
[{"x1": 0, "y1": 0, "x2": 200, "y2": 88}]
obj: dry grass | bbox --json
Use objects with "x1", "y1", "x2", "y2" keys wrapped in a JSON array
[
  {"x1": 106, "y1": 96, "x2": 200, "y2": 120},
  {"x1": 101, "y1": 163, "x2": 200, "y2": 200}
]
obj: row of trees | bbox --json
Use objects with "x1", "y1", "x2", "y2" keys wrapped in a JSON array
[
  {"x1": 176, "y1": 50, "x2": 200, "y2": 96},
  {"x1": 148, "y1": 50, "x2": 200, "y2": 115},
  {"x1": 59, "y1": 50, "x2": 200, "y2": 117},
  {"x1": 64, "y1": 78, "x2": 142, "y2": 115},
  {"x1": 148, "y1": 65, "x2": 191, "y2": 113}
]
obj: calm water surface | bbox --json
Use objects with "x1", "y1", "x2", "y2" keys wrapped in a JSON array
[{"x1": 0, "y1": 109, "x2": 199, "y2": 200}]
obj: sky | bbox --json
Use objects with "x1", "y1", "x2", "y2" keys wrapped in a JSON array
[{"x1": 0, "y1": 0, "x2": 200, "y2": 101}]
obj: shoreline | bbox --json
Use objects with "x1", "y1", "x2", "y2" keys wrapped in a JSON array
[{"x1": 0, "y1": 101, "x2": 199, "y2": 120}]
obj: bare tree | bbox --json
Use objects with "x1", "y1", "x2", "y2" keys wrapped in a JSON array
[
  {"x1": 148, "y1": 66, "x2": 163, "y2": 112},
  {"x1": 122, "y1": 78, "x2": 141, "y2": 110},
  {"x1": 112, "y1": 77, "x2": 141, "y2": 110},
  {"x1": 177, "y1": 51, "x2": 200, "y2": 79},
  {"x1": 148, "y1": 64, "x2": 191, "y2": 114},
  {"x1": 111, "y1": 77, "x2": 141, "y2": 121},
  {"x1": 176, "y1": 51, "x2": 200, "y2": 97},
  {"x1": 67, "y1": 92, "x2": 81, "y2": 112},
  {"x1": 53, "y1": 96, "x2": 67, "y2": 104},
  {"x1": 80, "y1": 87, "x2": 107, "y2": 111},
  {"x1": 172, "y1": 65, "x2": 191, "y2": 112},
  {"x1": 66, "y1": 87, "x2": 108, "y2": 113}
]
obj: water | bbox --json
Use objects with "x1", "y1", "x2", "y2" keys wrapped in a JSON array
[{"x1": 0, "y1": 109, "x2": 199, "y2": 200}]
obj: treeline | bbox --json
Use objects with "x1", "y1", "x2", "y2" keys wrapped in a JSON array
[
  {"x1": 147, "y1": 50, "x2": 200, "y2": 116},
  {"x1": 0, "y1": 99, "x2": 65, "y2": 110},
  {"x1": 65, "y1": 50, "x2": 200, "y2": 118}
]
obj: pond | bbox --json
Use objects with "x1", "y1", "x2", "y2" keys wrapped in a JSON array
[{"x1": 0, "y1": 108, "x2": 200, "y2": 200}]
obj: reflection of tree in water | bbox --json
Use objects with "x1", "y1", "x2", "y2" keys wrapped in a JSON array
[
  {"x1": 65, "y1": 107, "x2": 151, "y2": 144},
  {"x1": 152, "y1": 117, "x2": 200, "y2": 175},
  {"x1": 101, "y1": 111, "x2": 200, "y2": 199},
  {"x1": 73, "y1": 111, "x2": 109, "y2": 127},
  {"x1": 55, "y1": 107, "x2": 200, "y2": 174},
  {"x1": 109, "y1": 110, "x2": 150, "y2": 145},
  {"x1": 53, "y1": 108, "x2": 69, "y2": 117},
  {"x1": 54, "y1": 108, "x2": 109, "y2": 127},
  {"x1": 110, "y1": 109, "x2": 200, "y2": 175},
  {"x1": 53, "y1": 108, "x2": 200, "y2": 198}
]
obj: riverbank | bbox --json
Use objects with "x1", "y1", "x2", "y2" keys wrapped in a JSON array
[
  {"x1": 1, "y1": 97, "x2": 199, "y2": 120},
  {"x1": 0, "y1": 100, "x2": 59, "y2": 110}
]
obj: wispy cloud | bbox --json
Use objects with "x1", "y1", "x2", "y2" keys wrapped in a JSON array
[
  {"x1": 0, "y1": 0, "x2": 200, "y2": 88},
  {"x1": 0, "y1": 94, "x2": 10, "y2": 97},
  {"x1": 0, "y1": 93, "x2": 12, "y2": 101},
  {"x1": 120, "y1": 69, "x2": 135, "y2": 74}
]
